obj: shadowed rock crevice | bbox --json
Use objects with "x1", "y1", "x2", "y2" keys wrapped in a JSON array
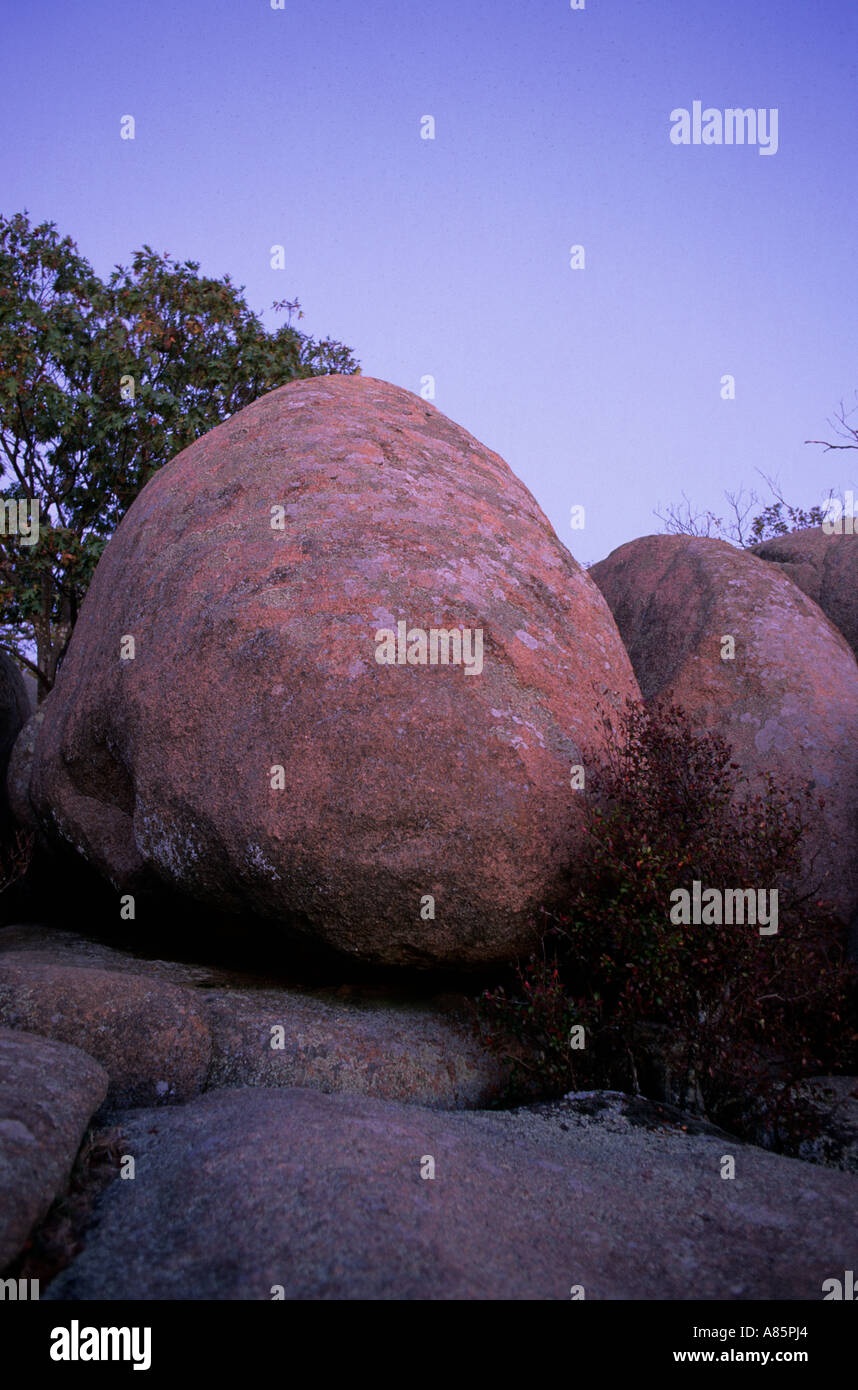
[
  {"x1": 1, "y1": 1124, "x2": 124, "y2": 1291},
  {"x1": 0, "y1": 1028, "x2": 108, "y2": 1272}
]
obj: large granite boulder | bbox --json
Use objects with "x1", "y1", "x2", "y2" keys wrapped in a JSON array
[
  {"x1": 750, "y1": 525, "x2": 858, "y2": 660},
  {"x1": 590, "y1": 534, "x2": 858, "y2": 924},
  {"x1": 21, "y1": 375, "x2": 639, "y2": 968}
]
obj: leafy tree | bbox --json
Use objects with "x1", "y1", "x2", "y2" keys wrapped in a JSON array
[{"x1": 0, "y1": 211, "x2": 359, "y2": 698}]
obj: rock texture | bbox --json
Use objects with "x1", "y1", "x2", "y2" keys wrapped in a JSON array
[
  {"x1": 590, "y1": 534, "x2": 858, "y2": 922},
  {"x1": 21, "y1": 375, "x2": 639, "y2": 967},
  {"x1": 750, "y1": 525, "x2": 858, "y2": 660},
  {"x1": 202, "y1": 987, "x2": 505, "y2": 1107},
  {"x1": 0, "y1": 959, "x2": 211, "y2": 1108},
  {"x1": 0, "y1": 654, "x2": 30, "y2": 840},
  {"x1": 6, "y1": 709, "x2": 43, "y2": 833},
  {"x1": 0, "y1": 925, "x2": 508, "y2": 1108},
  {"x1": 45, "y1": 1086, "x2": 858, "y2": 1300},
  {"x1": 790, "y1": 1077, "x2": 858, "y2": 1174},
  {"x1": 0, "y1": 1028, "x2": 108, "y2": 1271}
]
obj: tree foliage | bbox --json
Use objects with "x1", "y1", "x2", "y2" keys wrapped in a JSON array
[{"x1": 0, "y1": 211, "x2": 359, "y2": 696}]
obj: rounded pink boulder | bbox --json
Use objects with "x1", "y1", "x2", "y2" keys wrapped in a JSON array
[
  {"x1": 591, "y1": 533, "x2": 858, "y2": 927},
  {"x1": 25, "y1": 376, "x2": 639, "y2": 967}
]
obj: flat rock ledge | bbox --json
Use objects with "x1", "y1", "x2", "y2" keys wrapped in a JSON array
[
  {"x1": 45, "y1": 1084, "x2": 858, "y2": 1301},
  {"x1": 0, "y1": 925, "x2": 508, "y2": 1111}
]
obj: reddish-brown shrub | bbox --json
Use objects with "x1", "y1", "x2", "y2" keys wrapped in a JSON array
[{"x1": 480, "y1": 700, "x2": 858, "y2": 1140}]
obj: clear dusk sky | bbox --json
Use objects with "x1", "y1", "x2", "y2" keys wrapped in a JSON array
[{"x1": 2, "y1": 0, "x2": 856, "y2": 564}]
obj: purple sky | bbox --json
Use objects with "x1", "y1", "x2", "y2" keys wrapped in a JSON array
[{"x1": 3, "y1": 0, "x2": 856, "y2": 564}]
